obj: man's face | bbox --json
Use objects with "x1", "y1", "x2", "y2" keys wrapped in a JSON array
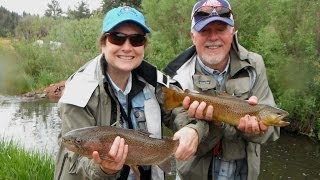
[{"x1": 191, "y1": 21, "x2": 234, "y2": 71}]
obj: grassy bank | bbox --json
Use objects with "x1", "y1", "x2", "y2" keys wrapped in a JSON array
[{"x1": 0, "y1": 138, "x2": 54, "y2": 179}]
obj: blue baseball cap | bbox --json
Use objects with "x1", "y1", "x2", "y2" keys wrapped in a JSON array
[
  {"x1": 191, "y1": 0, "x2": 234, "y2": 32},
  {"x1": 102, "y1": 6, "x2": 151, "y2": 33}
]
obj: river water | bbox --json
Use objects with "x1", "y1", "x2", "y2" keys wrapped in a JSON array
[
  {"x1": 0, "y1": 96, "x2": 319, "y2": 179},
  {"x1": 0, "y1": 96, "x2": 61, "y2": 155}
]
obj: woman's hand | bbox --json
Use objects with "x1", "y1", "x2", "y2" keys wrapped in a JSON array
[{"x1": 92, "y1": 136, "x2": 128, "y2": 174}]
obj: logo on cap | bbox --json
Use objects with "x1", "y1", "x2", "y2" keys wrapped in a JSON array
[
  {"x1": 118, "y1": 6, "x2": 137, "y2": 16},
  {"x1": 202, "y1": 0, "x2": 222, "y2": 7}
]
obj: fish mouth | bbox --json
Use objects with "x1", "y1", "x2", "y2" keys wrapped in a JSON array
[
  {"x1": 62, "y1": 139, "x2": 79, "y2": 151},
  {"x1": 277, "y1": 113, "x2": 289, "y2": 120},
  {"x1": 63, "y1": 142, "x2": 79, "y2": 152},
  {"x1": 276, "y1": 113, "x2": 290, "y2": 127}
]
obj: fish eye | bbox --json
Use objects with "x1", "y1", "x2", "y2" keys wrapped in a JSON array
[{"x1": 75, "y1": 138, "x2": 82, "y2": 144}]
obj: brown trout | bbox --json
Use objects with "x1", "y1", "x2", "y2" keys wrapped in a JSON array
[
  {"x1": 162, "y1": 87, "x2": 290, "y2": 127},
  {"x1": 62, "y1": 126, "x2": 178, "y2": 165}
]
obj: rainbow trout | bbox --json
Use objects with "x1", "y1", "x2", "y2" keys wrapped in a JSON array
[
  {"x1": 62, "y1": 126, "x2": 178, "y2": 165},
  {"x1": 162, "y1": 87, "x2": 289, "y2": 127}
]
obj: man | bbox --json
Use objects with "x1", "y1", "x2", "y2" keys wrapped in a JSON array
[{"x1": 164, "y1": 0, "x2": 280, "y2": 179}]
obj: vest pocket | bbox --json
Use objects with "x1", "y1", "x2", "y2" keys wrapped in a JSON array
[
  {"x1": 221, "y1": 138, "x2": 246, "y2": 160},
  {"x1": 225, "y1": 77, "x2": 250, "y2": 99},
  {"x1": 132, "y1": 108, "x2": 147, "y2": 130},
  {"x1": 193, "y1": 74, "x2": 217, "y2": 91}
]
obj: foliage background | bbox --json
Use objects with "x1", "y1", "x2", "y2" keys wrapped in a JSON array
[{"x1": 0, "y1": 0, "x2": 319, "y2": 139}]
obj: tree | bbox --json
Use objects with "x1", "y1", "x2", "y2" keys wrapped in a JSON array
[
  {"x1": 141, "y1": 0, "x2": 193, "y2": 68},
  {"x1": 15, "y1": 16, "x2": 55, "y2": 40},
  {"x1": 45, "y1": 0, "x2": 62, "y2": 18},
  {"x1": 101, "y1": 0, "x2": 142, "y2": 13},
  {"x1": 67, "y1": 1, "x2": 91, "y2": 20},
  {"x1": 0, "y1": 6, "x2": 20, "y2": 37}
]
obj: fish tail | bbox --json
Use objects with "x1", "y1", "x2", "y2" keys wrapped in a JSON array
[
  {"x1": 157, "y1": 138, "x2": 178, "y2": 174},
  {"x1": 157, "y1": 155, "x2": 176, "y2": 174},
  {"x1": 162, "y1": 87, "x2": 184, "y2": 111},
  {"x1": 130, "y1": 165, "x2": 141, "y2": 180}
]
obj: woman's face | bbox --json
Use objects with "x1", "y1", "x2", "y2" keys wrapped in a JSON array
[{"x1": 101, "y1": 22, "x2": 145, "y2": 75}]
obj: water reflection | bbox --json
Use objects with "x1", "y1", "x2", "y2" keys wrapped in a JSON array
[
  {"x1": 260, "y1": 132, "x2": 320, "y2": 179},
  {"x1": 0, "y1": 95, "x2": 61, "y2": 155},
  {"x1": 0, "y1": 96, "x2": 319, "y2": 179}
]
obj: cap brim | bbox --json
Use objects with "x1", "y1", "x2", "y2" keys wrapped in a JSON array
[
  {"x1": 193, "y1": 16, "x2": 234, "y2": 32},
  {"x1": 131, "y1": 20, "x2": 151, "y2": 33}
]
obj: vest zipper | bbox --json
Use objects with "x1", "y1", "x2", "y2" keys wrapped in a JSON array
[{"x1": 57, "y1": 153, "x2": 68, "y2": 180}]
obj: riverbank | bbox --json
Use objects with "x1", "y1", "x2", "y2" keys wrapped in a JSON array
[
  {"x1": 21, "y1": 80, "x2": 66, "y2": 103},
  {"x1": 0, "y1": 139, "x2": 54, "y2": 179}
]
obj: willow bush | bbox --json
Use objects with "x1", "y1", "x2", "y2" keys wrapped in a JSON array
[
  {"x1": 3, "y1": 15, "x2": 102, "y2": 94},
  {"x1": 142, "y1": 0, "x2": 193, "y2": 69}
]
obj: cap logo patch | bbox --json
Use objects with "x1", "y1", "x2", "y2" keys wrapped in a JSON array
[
  {"x1": 118, "y1": 7, "x2": 138, "y2": 16},
  {"x1": 203, "y1": 0, "x2": 222, "y2": 7}
]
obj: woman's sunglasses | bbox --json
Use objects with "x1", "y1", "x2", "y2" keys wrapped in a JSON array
[
  {"x1": 192, "y1": 6, "x2": 232, "y2": 19},
  {"x1": 106, "y1": 32, "x2": 146, "y2": 47}
]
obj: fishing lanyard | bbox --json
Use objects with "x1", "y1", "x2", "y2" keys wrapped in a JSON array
[
  {"x1": 118, "y1": 97, "x2": 133, "y2": 129},
  {"x1": 103, "y1": 76, "x2": 134, "y2": 129},
  {"x1": 101, "y1": 56, "x2": 135, "y2": 128}
]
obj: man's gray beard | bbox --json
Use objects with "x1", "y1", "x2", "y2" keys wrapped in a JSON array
[{"x1": 201, "y1": 54, "x2": 224, "y2": 67}]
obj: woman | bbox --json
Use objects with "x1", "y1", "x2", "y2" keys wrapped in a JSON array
[{"x1": 54, "y1": 6, "x2": 206, "y2": 180}]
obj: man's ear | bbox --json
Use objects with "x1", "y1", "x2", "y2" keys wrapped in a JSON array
[
  {"x1": 190, "y1": 32, "x2": 196, "y2": 45},
  {"x1": 231, "y1": 26, "x2": 236, "y2": 35}
]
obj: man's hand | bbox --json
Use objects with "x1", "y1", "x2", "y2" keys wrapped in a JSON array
[
  {"x1": 246, "y1": 95, "x2": 258, "y2": 105},
  {"x1": 237, "y1": 115, "x2": 268, "y2": 134},
  {"x1": 92, "y1": 136, "x2": 128, "y2": 174},
  {"x1": 237, "y1": 96, "x2": 268, "y2": 134},
  {"x1": 173, "y1": 126, "x2": 199, "y2": 160},
  {"x1": 182, "y1": 96, "x2": 213, "y2": 121}
]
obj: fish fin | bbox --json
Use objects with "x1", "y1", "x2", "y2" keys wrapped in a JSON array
[
  {"x1": 157, "y1": 155, "x2": 176, "y2": 176},
  {"x1": 215, "y1": 91, "x2": 231, "y2": 97},
  {"x1": 136, "y1": 129, "x2": 152, "y2": 136},
  {"x1": 129, "y1": 165, "x2": 141, "y2": 180},
  {"x1": 162, "y1": 136, "x2": 173, "y2": 140},
  {"x1": 186, "y1": 89, "x2": 200, "y2": 93},
  {"x1": 162, "y1": 87, "x2": 184, "y2": 111},
  {"x1": 215, "y1": 91, "x2": 242, "y2": 101}
]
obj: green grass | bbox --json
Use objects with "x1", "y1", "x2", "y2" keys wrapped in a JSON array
[{"x1": 0, "y1": 138, "x2": 54, "y2": 180}]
